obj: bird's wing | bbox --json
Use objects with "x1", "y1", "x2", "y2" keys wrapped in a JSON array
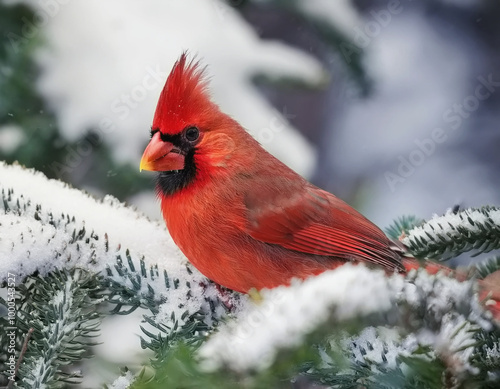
[{"x1": 243, "y1": 178, "x2": 405, "y2": 272}]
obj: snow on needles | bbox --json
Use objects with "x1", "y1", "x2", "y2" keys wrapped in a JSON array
[
  {"x1": 0, "y1": 162, "x2": 180, "y2": 272},
  {"x1": 403, "y1": 207, "x2": 500, "y2": 247},
  {"x1": 199, "y1": 265, "x2": 394, "y2": 372},
  {"x1": 199, "y1": 265, "x2": 486, "y2": 374}
]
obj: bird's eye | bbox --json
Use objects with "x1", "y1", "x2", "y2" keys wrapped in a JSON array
[{"x1": 184, "y1": 126, "x2": 200, "y2": 143}]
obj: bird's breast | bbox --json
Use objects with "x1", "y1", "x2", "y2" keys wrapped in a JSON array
[{"x1": 160, "y1": 187, "x2": 248, "y2": 282}]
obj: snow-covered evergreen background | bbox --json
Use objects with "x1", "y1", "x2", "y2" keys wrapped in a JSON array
[{"x1": 1, "y1": 0, "x2": 500, "y2": 387}]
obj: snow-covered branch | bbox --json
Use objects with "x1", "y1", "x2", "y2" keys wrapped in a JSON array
[
  {"x1": 403, "y1": 207, "x2": 500, "y2": 259},
  {"x1": 198, "y1": 265, "x2": 490, "y2": 377}
]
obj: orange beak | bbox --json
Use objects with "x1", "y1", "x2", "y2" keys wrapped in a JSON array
[{"x1": 140, "y1": 131, "x2": 185, "y2": 172}]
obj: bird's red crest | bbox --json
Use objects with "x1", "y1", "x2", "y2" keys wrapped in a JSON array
[{"x1": 153, "y1": 53, "x2": 214, "y2": 134}]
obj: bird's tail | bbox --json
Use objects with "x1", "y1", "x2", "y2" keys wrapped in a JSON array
[
  {"x1": 477, "y1": 271, "x2": 500, "y2": 322},
  {"x1": 401, "y1": 257, "x2": 500, "y2": 322},
  {"x1": 401, "y1": 257, "x2": 451, "y2": 275}
]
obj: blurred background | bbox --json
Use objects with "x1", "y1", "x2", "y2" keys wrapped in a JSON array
[{"x1": 1, "y1": 0, "x2": 500, "y2": 230}]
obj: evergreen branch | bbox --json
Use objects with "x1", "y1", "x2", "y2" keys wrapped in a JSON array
[
  {"x1": 402, "y1": 207, "x2": 500, "y2": 260},
  {"x1": 474, "y1": 255, "x2": 500, "y2": 279},
  {"x1": 185, "y1": 268, "x2": 495, "y2": 389},
  {"x1": 471, "y1": 328, "x2": 500, "y2": 384},
  {"x1": 101, "y1": 253, "x2": 236, "y2": 322},
  {"x1": 0, "y1": 186, "x2": 105, "y2": 281},
  {"x1": 16, "y1": 269, "x2": 102, "y2": 388},
  {"x1": 385, "y1": 215, "x2": 424, "y2": 241},
  {"x1": 101, "y1": 255, "x2": 237, "y2": 368},
  {"x1": 139, "y1": 310, "x2": 214, "y2": 371}
]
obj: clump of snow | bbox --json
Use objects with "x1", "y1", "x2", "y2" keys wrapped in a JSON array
[
  {"x1": 9, "y1": 0, "x2": 324, "y2": 177},
  {"x1": 484, "y1": 342, "x2": 500, "y2": 362},
  {"x1": 344, "y1": 326, "x2": 402, "y2": 370},
  {"x1": 199, "y1": 265, "x2": 394, "y2": 372},
  {"x1": 402, "y1": 269, "x2": 476, "y2": 324},
  {"x1": 399, "y1": 270, "x2": 489, "y2": 375},
  {"x1": 108, "y1": 371, "x2": 135, "y2": 389},
  {"x1": 0, "y1": 213, "x2": 70, "y2": 276},
  {"x1": 346, "y1": 314, "x2": 480, "y2": 379},
  {"x1": 199, "y1": 265, "x2": 487, "y2": 374}
]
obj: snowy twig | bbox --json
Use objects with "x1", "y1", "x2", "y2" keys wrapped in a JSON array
[{"x1": 403, "y1": 207, "x2": 500, "y2": 259}]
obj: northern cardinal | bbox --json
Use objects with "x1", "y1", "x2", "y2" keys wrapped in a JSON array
[{"x1": 139, "y1": 53, "x2": 499, "y2": 318}]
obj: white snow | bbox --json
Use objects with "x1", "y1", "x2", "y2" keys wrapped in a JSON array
[
  {"x1": 199, "y1": 265, "x2": 485, "y2": 374},
  {"x1": 433, "y1": 314, "x2": 479, "y2": 375},
  {"x1": 344, "y1": 326, "x2": 402, "y2": 370},
  {"x1": 199, "y1": 265, "x2": 394, "y2": 372},
  {"x1": 484, "y1": 342, "x2": 500, "y2": 360},
  {"x1": 344, "y1": 319, "x2": 480, "y2": 378},
  {"x1": 108, "y1": 371, "x2": 135, "y2": 389},
  {"x1": 347, "y1": 272, "x2": 484, "y2": 377},
  {"x1": 0, "y1": 213, "x2": 69, "y2": 276},
  {"x1": 403, "y1": 207, "x2": 500, "y2": 248},
  {"x1": 0, "y1": 161, "x2": 181, "y2": 273},
  {"x1": 8, "y1": 0, "x2": 323, "y2": 177}
]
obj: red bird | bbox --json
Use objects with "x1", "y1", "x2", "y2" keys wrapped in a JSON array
[{"x1": 139, "y1": 53, "x2": 410, "y2": 293}]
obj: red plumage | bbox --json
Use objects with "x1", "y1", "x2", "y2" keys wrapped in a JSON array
[{"x1": 152, "y1": 56, "x2": 214, "y2": 137}]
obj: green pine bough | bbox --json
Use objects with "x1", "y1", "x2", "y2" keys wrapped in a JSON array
[
  {"x1": 398, "y1": 206, "x2": 500, "y2": 261},
  {"x1": 15, "y1": 269, "x2": 101, "y2": 388}
]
